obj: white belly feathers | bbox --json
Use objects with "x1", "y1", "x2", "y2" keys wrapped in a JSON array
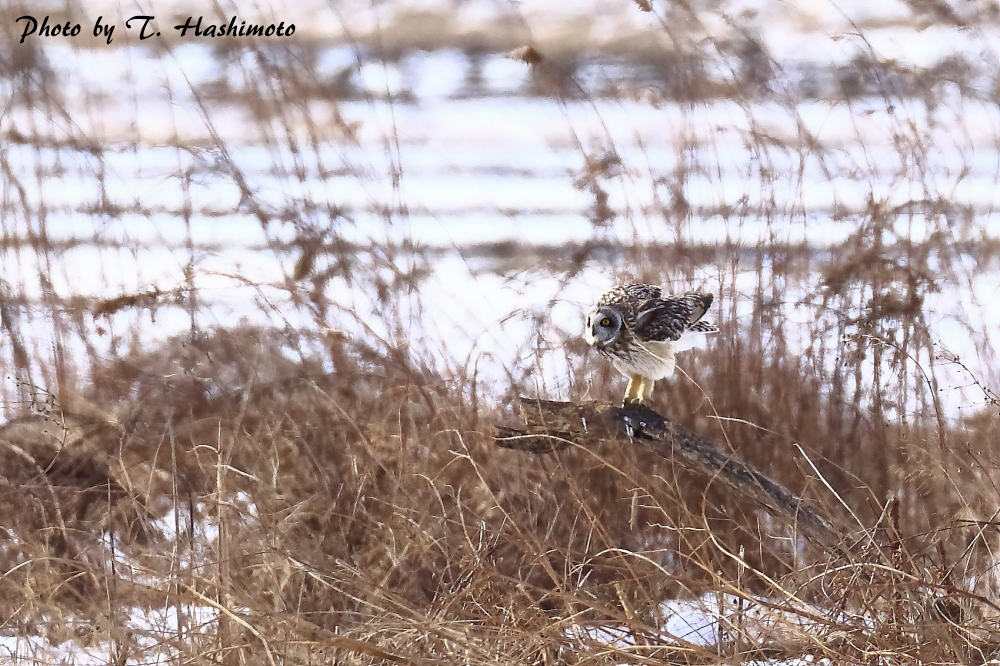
[{"x1": 611, "y1": 340, "x2": 677, "y2": 380}]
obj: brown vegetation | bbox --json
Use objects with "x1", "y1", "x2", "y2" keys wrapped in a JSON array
[
  {"x1": 1, "y1": 0, "x2": 999, "y2": 663},
  {"x1": 0, "y1": 311, "x2": 996, "y2": 663}
]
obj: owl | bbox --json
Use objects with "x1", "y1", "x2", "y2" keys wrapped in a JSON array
[{"x1": 584, "y1": 283, "x2": 718, "y2": 404}]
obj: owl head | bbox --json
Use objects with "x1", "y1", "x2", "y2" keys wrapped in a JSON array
[{"x1": 584, "y1": 306, "x2": 624, "y2": 347}]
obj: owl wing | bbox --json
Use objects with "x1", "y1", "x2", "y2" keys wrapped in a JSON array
[
  {"x1": 633, "y1": 292, "x2": 714, "y2": 341},
  {"x1": 597, "y1": 283, "x2": 662, "y2": 306},
  {"x1": 688, "y1": 320, "x2": 719, "y2": 334}
]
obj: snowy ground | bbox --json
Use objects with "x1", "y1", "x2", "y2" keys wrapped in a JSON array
[
  {"x1": 2, "y1": 5, "x2": 999, "y2": 658},
  {"x1": 2, "y1": 33, "x2": 998, "y2": 414}
]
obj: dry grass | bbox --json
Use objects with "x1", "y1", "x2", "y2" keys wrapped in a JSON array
[
  {"x1": 1, "y1": 0, "x2": 1000, "y2": 663},
  {"x1": 0, "y1": 320, "x2": 990, "y2": 663},
  {"x1": 1, "y1": 314, "x2": 997, "y2": 664}
]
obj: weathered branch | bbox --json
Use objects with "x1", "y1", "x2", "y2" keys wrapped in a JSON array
[{"x1": 496, "y1": 398, "x2": 846, "y2": 558}]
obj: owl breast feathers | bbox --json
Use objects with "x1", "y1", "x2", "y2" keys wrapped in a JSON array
[{"x1": 584, "y1": 283, "x2": 718, "y2": 403}]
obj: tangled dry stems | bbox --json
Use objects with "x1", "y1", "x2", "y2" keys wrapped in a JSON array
[
  {"x1": 1, "y1": 0, "x2": 1000, "y2": 663},
  {"x1": 0, "y1": 318, "x2": 995, "y2": 664}
]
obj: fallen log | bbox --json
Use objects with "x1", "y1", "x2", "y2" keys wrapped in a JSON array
[{"x1": 495, "y1": 398, "x2": 847, "y2": 559}]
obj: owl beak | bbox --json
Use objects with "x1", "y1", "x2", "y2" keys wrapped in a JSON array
[
  {"x1": 584, "y1": 317, "x2": 603, "y2": 348},
  {"x1": 584, "y1": 316, "x2": 597, "y2": 346}
]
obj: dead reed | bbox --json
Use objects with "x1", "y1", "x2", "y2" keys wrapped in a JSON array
[{"x1": 0, "y1": 0, "x2": 998, "y2": 663}]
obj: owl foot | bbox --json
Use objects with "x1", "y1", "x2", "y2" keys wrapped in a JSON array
[
  {"x1": 623, "y1": 374, "x2": 642, "y2": 404},
  {"x1": 622, "y1": 375, "x2": 654, "y2": 406}
]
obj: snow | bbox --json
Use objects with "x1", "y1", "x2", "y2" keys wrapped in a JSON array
[
  {"x1": 3, "y1": 5, "x2": 999, "y2": 663},
  {"x1": 565, "y1": 592, "x2": 838, "y2": 660}
]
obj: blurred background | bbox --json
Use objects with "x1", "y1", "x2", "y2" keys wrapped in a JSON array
[
  {"x1": 1, "y1": 0, "x2": 999, "y2": 662},
  {"x1": 2, "y1": 0, "x2": 997, "y2": 410}
]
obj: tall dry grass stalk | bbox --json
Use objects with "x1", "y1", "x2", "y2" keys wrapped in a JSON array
[{"x1": 0, "y1": 0, "x2": 998, "y2": 663}]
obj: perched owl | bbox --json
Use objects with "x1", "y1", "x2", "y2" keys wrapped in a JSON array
[{"x1": 584, "y1": 283, "x2": 718, "y2": 404}]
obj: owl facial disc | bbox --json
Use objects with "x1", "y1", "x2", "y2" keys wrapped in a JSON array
[{"x1": 584, "y1": 306, "x2": 623, "y2": 348}]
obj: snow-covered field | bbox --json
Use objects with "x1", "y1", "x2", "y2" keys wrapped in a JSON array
[
  {"x1": 3, "y1": 24, "x2": 998, "y2": 412},
  {"x1": 2, "y1": 3, "x2": 999, "y2": 659}
]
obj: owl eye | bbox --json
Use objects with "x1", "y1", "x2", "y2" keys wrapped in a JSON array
[{"x1": 600, "y1": 317, "x2": 612, "y2": 327}]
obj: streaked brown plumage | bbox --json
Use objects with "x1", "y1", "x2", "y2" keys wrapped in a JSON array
[{"x1": 584, "y1": 283, "x2": 718, "y2": 404}]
